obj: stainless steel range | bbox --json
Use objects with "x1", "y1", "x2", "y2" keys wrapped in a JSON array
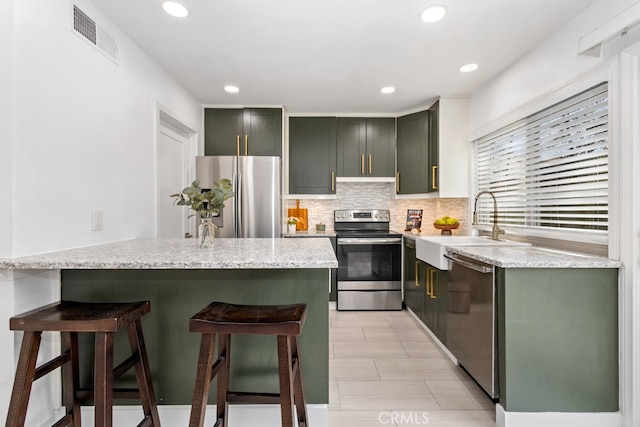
[{"x1": 334, "y1": 209, "x2": 402, "y2": 311}]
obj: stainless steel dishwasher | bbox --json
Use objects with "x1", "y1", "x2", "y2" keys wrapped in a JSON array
[{"x1": 444, "y1": 252, "x2": 497, "y2": 398}]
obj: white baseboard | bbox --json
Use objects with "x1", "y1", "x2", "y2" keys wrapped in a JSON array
[
  {"x1": 405, "y1": 307, "x2": 457, "y2": 364},
  {"x1": 76, "y1": 404, "x2": 327, "y2": 427},
  {"x1": 496, "y1": 404, "x2": 622, "y2": 427}
]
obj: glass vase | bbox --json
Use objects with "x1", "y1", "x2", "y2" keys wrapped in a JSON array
[{"x1": 199, "y1": 217, "x2": 216, "y2": 248}]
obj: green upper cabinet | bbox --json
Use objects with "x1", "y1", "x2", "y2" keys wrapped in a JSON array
[
  {"x1": 336, "y1": 117, "x2": 395, "y2": 177},
  {"x1": 289, "y1": 117, "x2": 337, "y2": 195},
  {"x1": 396, "y1": 110, "x2": 431, "y2": 194},
  {"x1": 204, "y1": 108, "x2": 282, "y2": 156},
  {"x1": 428, "y1": 101, "x2": 440, "y2": 192}
]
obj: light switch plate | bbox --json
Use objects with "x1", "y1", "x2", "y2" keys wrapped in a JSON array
[{"x1": 92, "y1": 210, "x2": 103, "y2": 231}]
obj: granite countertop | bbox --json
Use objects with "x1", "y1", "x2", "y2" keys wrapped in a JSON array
[
  {"x1": 0, "y1": 238, "x2": 338, "y2": 270},
  {"x1": 447, "y1": 245, "x2": 621, "y2": 268}
]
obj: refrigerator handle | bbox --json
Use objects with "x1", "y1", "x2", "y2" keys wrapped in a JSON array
[{"x1": 236, "y1": 172, "x2": 242, "y2": 237}]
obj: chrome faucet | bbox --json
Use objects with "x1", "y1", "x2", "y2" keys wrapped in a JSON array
[{"x1": 472, "y1": 191, "x2": 505, "y2": 241}]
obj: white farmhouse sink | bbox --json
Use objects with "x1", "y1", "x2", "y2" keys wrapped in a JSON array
[{"x1": 416, "y1": 235, "x2": 530, "y2": 270}]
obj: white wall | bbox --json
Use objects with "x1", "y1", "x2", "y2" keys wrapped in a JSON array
[
  {"x1": 0, "y1": 1, "x2": 15, "y2": 258},
  {"x1": 468, "y1": 1, "x2": 640, "y2": 426},
  {"x1": 10, "y1": 0, "x2": 202, "y2": 256},
  {"x1": 469, "y1": 0, "x2": 639, "y2": 134}
]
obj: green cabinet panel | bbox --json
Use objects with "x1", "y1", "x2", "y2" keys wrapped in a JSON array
[
  {"x1": 497, "y1": 268, "x2": 618, "y2": 412},
  {"x1": 205, "y1": 108, "x2": 282, "y2": 156},
  {"x1": 428, "y1": 101, "x2": 439, "y2": 192},
  {"x1": 289, "y1": 117, "x2": 337, "y2": 195},
  {"x1": 396, "y1": 110, "x2": 430, "y2": 194},
  {"x1": 421, "y1": 263, "x2": 447, "y2": 344},
  {"x1": 403, "y1": 238, "x2": 423, "y2": 318},
  {"x1": 204, "y1": 108, "x2": 243, "y2": 156},
  {"x1": 424, "y1": 265, "x2": 446, "y2": 342},
  {"x1": 61, "y1": 268, "x2": 329, "y2": 405},
  {"x1": 243, "y1": 108, "x2": 283, "y2": 156},
  {"x1": 403, "y1": 237, "x2": 447, "y2": 343},
  {"x1": 337, "y1": 117, "x2": 395, "y2": 177}
]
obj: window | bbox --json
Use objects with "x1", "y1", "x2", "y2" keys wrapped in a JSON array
[{"x1": 472, "y1": 82, "x2": 608, "y2": 241}]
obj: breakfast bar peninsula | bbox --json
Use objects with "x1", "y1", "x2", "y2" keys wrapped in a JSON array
[{"x1": 0, "y1": 238, "x2": 337, "y2": 426}]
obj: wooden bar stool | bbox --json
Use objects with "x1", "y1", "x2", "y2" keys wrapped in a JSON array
[
  {"x1": 188, "y1": 302, "x2": 308, "y2": 427},
  {"x1": 5, "y1": 301, "x2": 161, "y2": 427}
]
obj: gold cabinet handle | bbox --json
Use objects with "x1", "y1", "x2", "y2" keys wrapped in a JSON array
[
  {"x1": 236, "y1": 135, "x2": 240, "y2": 156},
  {"x1": 432, "y1": 165, "x2": 438, "y2": 190},
  {"x1": 361, "y1": 154, "x2": 365, "y2": 175},
  {"x1": 368, "y1": 154, "x2": 372, "y2": 175},
  {"x1": 415, "y1": 261, "x2": 420, "y2": 287},
  {"x1": 396, "y1": 172, "x2": 400, "y2": 193},
  {"x1": 429, "y1": 269, "x2": 437, "y2": 299},
  {"x1": 331, "y1": 171, "x2": 335, "y2": 192},
  {"x1": 244, "y1": 134, "x2": 248, "y2": 156}
]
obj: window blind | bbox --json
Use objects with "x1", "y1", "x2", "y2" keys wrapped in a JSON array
[{"x1": 473, "y1": 83, "x2": 608, "y2": 236}]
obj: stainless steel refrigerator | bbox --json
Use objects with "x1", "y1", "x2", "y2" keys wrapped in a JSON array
[{"x1": 195, "y1": 156, "x2": 282, "y2": 238}]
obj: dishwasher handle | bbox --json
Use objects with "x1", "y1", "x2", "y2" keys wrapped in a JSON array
[{"x1": 444, "y1": 253, "x2": 493, "y2": 274}]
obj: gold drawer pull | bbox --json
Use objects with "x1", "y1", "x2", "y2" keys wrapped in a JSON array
[{"x1": 432, "y1": 165, "x2": 438, "y2": 190}]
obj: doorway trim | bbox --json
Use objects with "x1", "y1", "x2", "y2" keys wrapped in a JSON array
[{"x1": 155, "y1": 105, "x2": 198, "y2": 238}]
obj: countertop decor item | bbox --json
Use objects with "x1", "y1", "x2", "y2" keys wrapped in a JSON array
[
  {"x1": 405, "y1": 209, "x2": 423, "y2": 231},
  {"x1": 433, "y1": 222, "x2": 460, "y2": 235},
  {"x1": 433, "y1": 215, "x2": 459, "y2": 235},
  {"x1": 287, "y1": 199, "x2": 308, "y2": 231},
  {"x1": 316, "y1": 222, "x2": 326, "y2": 232},
  {"x1": 170, "y1": 179, "x2": 234, "y2": 247},
  {"x1": 287, "y1": 216, "x2": 299, "y2": 234}
]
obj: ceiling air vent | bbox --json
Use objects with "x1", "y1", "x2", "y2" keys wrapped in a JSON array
[{"x1": 72, "y1": 4, "x2": 118, "y2": 63}]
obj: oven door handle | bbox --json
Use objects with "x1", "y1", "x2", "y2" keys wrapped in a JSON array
[
  {"x1": 444, "y1": 253, "x2": 493, "y2": 274},
  {"x1": 338, "y1": 238, "x2": 402, "y2": 245}
]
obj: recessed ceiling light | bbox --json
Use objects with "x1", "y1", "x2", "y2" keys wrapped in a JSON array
[
  {"x1": 224, "y1": 85, "x2": 239, "y2": 93},
  {"x1": 459, "y1": 63, "x2": 479, "y2": 73},
  {"x1": 420, "y1": 5, "x2": 447, "y2": 23},
  {"x1": 380, "y1": 86, "x2": 396, "y2": 94},
  {"x1": 162, "y1": 1, "x2": 189, "y2": 18}
]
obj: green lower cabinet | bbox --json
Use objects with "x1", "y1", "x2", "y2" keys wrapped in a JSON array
[
  {"x1": 497, "y1": 267, "x2": 618, "y2": 413},
  {"x1": 403, "y1": 238, "x2": 423, "y2": 319},
  {"x1": 422, "y1": 264, "x2": 447, "y2": 344}
]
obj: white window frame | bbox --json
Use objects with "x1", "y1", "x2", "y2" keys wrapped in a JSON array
[{"x1": 471, "y1": 82, "x2": 610, "y2": 245}]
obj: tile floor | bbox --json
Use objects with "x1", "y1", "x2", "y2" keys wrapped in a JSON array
[{"x1": 328, "y1": 308, "x2": 496, "y2": 427}]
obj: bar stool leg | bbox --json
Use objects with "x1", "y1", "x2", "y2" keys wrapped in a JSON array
[
  {"x1": 61, "y1": 332, "x2": 81, "y2": 427},
  {"x1": 291, "y1": 336, "x2": 308, "y2": 427},
  {"x1": 6, "y1": 331, "x2": 42, "y2": 427},
  {"x1": 216, "y1": 334, "x2": 230, "y2": 427},
  {"x1": 277, "y1": 336, "x2": 295, "y2": 427},
  {"x1": 94, "y1": 331, "x2": 114, "y2": 427},
  {"x1": 127, "y1": 319, "x2": 161, "y2": 426},
  {"x1": 189, "y1": 333, "x2": 216, "y2": 427}
]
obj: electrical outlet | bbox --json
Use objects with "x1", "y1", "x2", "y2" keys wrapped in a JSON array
[{"x1": 92, "y1": 210, "x2": 103, "y2": 231}]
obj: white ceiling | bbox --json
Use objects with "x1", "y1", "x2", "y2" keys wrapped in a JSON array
[{"x1": 90, "y1": 0, "x2": 598, "y2": 114}]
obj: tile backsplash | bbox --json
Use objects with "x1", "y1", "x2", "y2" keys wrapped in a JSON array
[{"x1": 287, "y1": 182, "x2": 469, "y2": 235}]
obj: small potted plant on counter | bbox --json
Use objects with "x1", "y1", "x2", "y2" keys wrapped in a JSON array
[
  {"x1": 287, "y1": 216, "x2": 299, "y2": 234},
  {"x1": 170, "y1": 179, "x2": 234, "y2": 247}
]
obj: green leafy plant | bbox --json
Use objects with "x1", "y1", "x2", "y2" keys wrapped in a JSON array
[{"x1": 170, "y1": 179, "x2": 234, "y2": 217}]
